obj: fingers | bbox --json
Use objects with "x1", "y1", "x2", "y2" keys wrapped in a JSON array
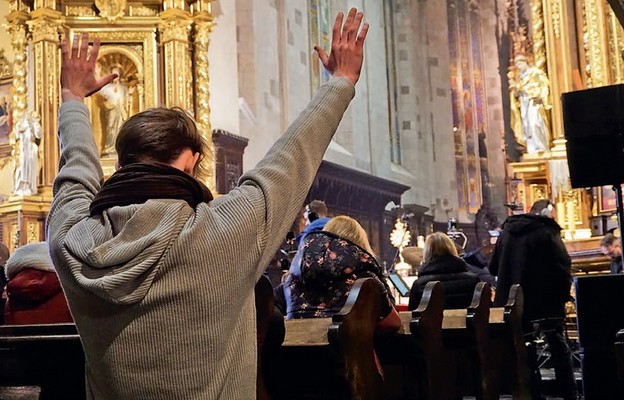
[
  {"x1": 89, "y1": 38, "x2": 101, "y2": 65},
  {"x1": 331, "y1": 12, "x2": 344, "y2": 45},
  {"x1": 340, "y1": 8, "x2": 357, "y2": 43},
  {"x1": 347, "y1": 11, "x2": 364, "y2": 43},
  {"x1": 61, "y1": 38, "x2": 69, "y2": 62},
  {"x1": 71, "y1": 34, "x2": 79, "y2": 59},
  {"x1": 86, "y1": 73, "x2": 117, "y2": 97},
  {"x1": 314, "y1": 46, "x2": 329, "y2": 68},
  {"x1": 79, "y1": 32, "x2": 89, "y2": 59},
  {"x1": 356, "y1": 22, "x2": 369, "y2": 47}
]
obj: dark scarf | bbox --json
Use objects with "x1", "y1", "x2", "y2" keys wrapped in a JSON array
[{"x1": 90, "y1": 162, "x2": 214, "y2": 216}]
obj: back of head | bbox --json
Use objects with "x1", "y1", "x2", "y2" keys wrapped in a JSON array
[
  {"x1": 601, "y1": 232, "x2": 621, "y2": 248},
  {"x1": 529, "y1": 199, "x2": 554, "y2": 218},
  {"x1": 423, "y1": 232, "x2": 458, "y2": 264},
  {"x1": 323, "y1": 215, "x2": 374, "y2": 256},
  {"x1": 307, "y1": 200, "x2": 328, "y2": 220},
  {"x1": 115, "y1": 107, "x2": 208, "y2": 178}
]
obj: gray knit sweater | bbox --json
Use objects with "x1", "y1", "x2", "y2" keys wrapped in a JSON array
[{"x1": 47, "y1": 77, "x2": 355, "y2": 399}]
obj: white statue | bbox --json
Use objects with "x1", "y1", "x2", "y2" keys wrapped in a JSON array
[
  {"x1": 509, "y1": 55, "x2": 552, "y2": 155},
  {"x1": 97, "y1": 65, "x2": 129, "y2": 157},
  {"x1": 13, "y1": 110, "x2": 42, "y2": 196}
]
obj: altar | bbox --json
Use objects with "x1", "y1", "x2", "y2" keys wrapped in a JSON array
[{"x1": 0, "y1": 0, "x2": 217, "y2": 252}]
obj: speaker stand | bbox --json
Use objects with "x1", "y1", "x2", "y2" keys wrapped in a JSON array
[{"x1": 613, "y1": 184, "x2": 624, "y2": 267}]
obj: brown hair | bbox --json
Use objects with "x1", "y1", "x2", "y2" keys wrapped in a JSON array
[
  {"x1": 308, "y1": 200, "x2": 328, "y2": 217},
  {"x1": 323, "y1": 215, "x2": 374, "y2": 256},
  {"x1": 422, "y1": 232, "x2": 458, "y2": 264},
  {"x1": 115, "y1": 107, "x2": 209, "y2": 179}
]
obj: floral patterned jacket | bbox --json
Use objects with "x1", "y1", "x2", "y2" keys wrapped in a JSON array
[{"x1": 284, "y1": 231, "x2": 395, "y2": 319}]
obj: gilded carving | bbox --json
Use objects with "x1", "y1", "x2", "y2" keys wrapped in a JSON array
[
  {"x1": 159, "y1": 10, "x2": 193, "y2": 109},
  {"x1": 0, "y1": 49, "x2": 11, "y2": 79},
  {"x1": 95, "y1": 0, "x2": 127, "y2": 22},
  {"x1": 6, "y1": 19, "x2": 28, "y2": 132},
  {"x1": 550, "y1": 0, "x2": 562, "y2": 39},
  {"x1": 530, "y1": 0, "x2": 547, "y2": 72},
  {"x1": 66, "y1": 6, "x2": 96, "y2": 17},
  {"x1": 129, "y1": 5, "x2": 157, "y2": 17},
  {"x1": 27, "y1": 221, "x2": 38, "y2": 243},
  {"x1": 582, "y1": 0, "x2": 609, "y2": 87},
  {"x1": 193, "y1": 11, "x2": 215, "y2": 186},
  {"x1": 607, "y1": 7, "x2": 624, "y2": 83}
]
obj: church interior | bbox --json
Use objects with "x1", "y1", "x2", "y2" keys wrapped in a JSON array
[{"x1": 1, "y1": 0, "x2": 624, "y2": 398}]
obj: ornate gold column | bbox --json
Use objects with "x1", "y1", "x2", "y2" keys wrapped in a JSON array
[
  {"x1": 540, "y1": 0, "x2": 574, "y2": 145},
  {"x1": 5, "y1": 0, "x2": 29, "y2": 133},
  {"x1": 30, "y1": 0, "x2": 63, "y2": 194},
  {"x1": 607, "y1": 5, "x2": 624, "y2": 83},
  {"x1": 192, "y1": 0, "x2": 215, "y2": 190},
  {"x1": 578, "y1": 0, "x2": 611, "y2": 88},
  {"x1": 159, "y1": 1, "x2": 193, "y2": 110}
]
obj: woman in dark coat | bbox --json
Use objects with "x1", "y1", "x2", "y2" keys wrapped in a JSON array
[{"x1": 408, "y1": 232, "x2": 480, "y2": 310}]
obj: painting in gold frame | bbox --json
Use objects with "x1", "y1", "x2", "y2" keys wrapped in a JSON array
[
  {"x1": 0, "y1": 76, "x2": 13, "y2": 161},
  {"x1": 598, "y1": 185, "x2": 620, "y2": 213}
]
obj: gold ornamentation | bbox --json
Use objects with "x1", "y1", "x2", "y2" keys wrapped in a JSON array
[
  {"x1": 550, "y1": 0, "x2": 562, "y2": 39},
  {"x1": 129, "y1": 5, "x2": 157, "y2": 17},
  {"x1": 530, "y1": 0, "x2": 547, "y2": 72},
  {"x1": 583, "y1": 0, "x2": 609, "y2": 87},
  {"x1": 0, "y1": 49, "x2": 11, "y2": 79},
  {"x1": 27, "y1": 221, "x2": 38, "y2": 243},
  {"x1": 66, "y1": 6, "x2": 96, "y2": 17},
  {"x1": 95, "y1": 0, "x2": 127, "y2": 22},
  {"x1": 194, "y1": 9, "x2": 215, "y2": 187},
  {"x1": 607, "y1": 7, "x2": 624, "y2": 83},
  {"x1": 6, "y1": 15, "x2": 28, "y2": 134},
  {"x1": 159, "y1": 9, "x2": 193, "y2": 109}
]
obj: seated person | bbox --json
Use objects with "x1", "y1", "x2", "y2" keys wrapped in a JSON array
[
  {"x1": 460, "y1": 240, "x2": 496, "y2": 288},
  {"x1": 283, "y1": 215, "x2": 400, "y2": 333},
  {"x1": 4, "y1": 241, "x2": 73, "y2": 324},
  {"x1": 408, "y1": 232, "x2": 480, "y2": 310}
]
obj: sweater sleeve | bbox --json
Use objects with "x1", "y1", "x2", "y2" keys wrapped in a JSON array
[
  {"x1": 213, "y1": 77, "x2": 355, "y2": 277},
  {"x1": 47, "y1": 101, "x2": 103, "y2": 249}
]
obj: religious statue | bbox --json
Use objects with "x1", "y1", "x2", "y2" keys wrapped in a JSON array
[
  {"x1": 13, "y1": 110, "x2": 42, "y2": 196},
  {"x1": 97, "y1": 65, "x2": 130, "y2": 157},
  {"x1": 509, "y1": 54, "x2": 552, "y2": 155}
]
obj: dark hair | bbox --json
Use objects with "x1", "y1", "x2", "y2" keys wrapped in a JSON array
[
  {"x1": 115, "y1": 107, "x2": 209, "y2": 179},
  {"x1": 529, "y1": 199, "x2": 554, "y2": 217},
  {"x1": 601, "y1": 232, "x2": 620, "y2": 247}
]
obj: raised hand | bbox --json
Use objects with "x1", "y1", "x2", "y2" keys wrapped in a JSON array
[
  {"x1": 314, "y1": 8, "x2": 369, "y2": 85},
  {"x1": 60, "y1": 33, "x2": 117, "y2": 102}
]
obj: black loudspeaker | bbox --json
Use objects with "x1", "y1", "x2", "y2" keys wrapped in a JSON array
[
  {"x1": 574, "y1": 274, "x2": 624, "y2": 399},
  {"x1": 562, "y1": 84, "x2": 624, "y2": 188}
]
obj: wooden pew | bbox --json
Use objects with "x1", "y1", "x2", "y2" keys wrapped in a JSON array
[
  {"x1": 380, "y1": 281, "x2": 528, "y2": 400},
  {"x1": 0, "y1": 323, "x2": 84, "y2": 400},
  {"x1": 486, "y1": 284, "x2": 530, "y2": 399},
  {"x1": 409, "y1": 281, "x2": 491, "y2": 399},
  {"x1": 268, "y1": 277, "x2": 383, "y2": 400}
]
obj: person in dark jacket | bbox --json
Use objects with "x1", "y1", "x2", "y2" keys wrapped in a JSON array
[
  {"x1": 408, "y1": 232, "x2": 480, "y2": 310},
  {"x1": 488, "y1": 199, "x2": 577, "y2": 400},
  {"x1": 460, "y1": 241, "x2": 496, "y2": 288}
]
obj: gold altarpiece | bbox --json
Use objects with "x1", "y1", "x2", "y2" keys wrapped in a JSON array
[
  {"x1": 0, "y1": 0, "x2": 215, "y2": 252},
  {"x1": 507, "y1": 0, "x2": 624, "y2": 249}
]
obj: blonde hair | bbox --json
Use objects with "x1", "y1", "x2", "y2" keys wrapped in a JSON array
[
  {"x1": 422, "y1": 232, "x2": 458, "y2": 264},
  {"x1": 323, "y1": 215, "x2": 375, "y2": 256}
]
